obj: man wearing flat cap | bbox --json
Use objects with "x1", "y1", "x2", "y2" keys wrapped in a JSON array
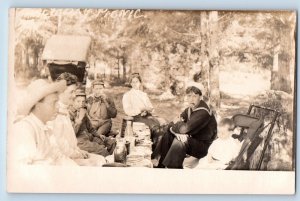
[
  {"x1": 87, "y1": 80, "x2": 117, "y2": 137},
  {"x1": 11, "y1": 79, "x2": 77, "y2": 166},
  {"x1": 69, "y1": 88, "x2": 116, "y2": 157}
]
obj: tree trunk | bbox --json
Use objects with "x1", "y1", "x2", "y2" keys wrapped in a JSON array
[
  {"x1": 24, "y1": 43, "x2": 30, "y2": 79},
  {"x1": 208, "y1": 11, "x2": 220, "y2": 109},
  {"x1": 57, "y1": 10, "x2": 62, "y2": 34},
  {"x1": 109, "y1": 64, "x2": 112, "y2": 81},
  {"x1": 200, "y1": 11, "x2": 209, "y2": 97},
  {"x1": 122, "y1": 56, "x2": 127, "y2": 82},
  {"x1": 128, "y1": 63, "x2": 132, "y2": 76},
  {"x1": 33, "y1": 47, "x2": 39, "y2": 71},
  {"x1": 164, "y1": 65, "x2": 171, "y2": 91},
  {"x1": 25, "y1": 45, "x2": 30, "y2": 69},
  {"x1": 270, "y1": 27, "x2": 292, "y2": 93},
  {"x1": 200, "y1": 11, "x2": 220, "y2": 111},
  {"x1": 21, "y1": 48, "x2": 26, "y2": 75},
  {"x1": 117, "y1": 53, "x2": 120, "y2": 79}
]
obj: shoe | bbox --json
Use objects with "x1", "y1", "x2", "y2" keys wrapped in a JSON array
[
  {"x1": 153, "y1": 163, "x2": 165, "y2": 168},
  {"x1": 107, "y1": 130, "x2": 119, "y2": 138}
]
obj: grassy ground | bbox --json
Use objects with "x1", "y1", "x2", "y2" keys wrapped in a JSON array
[
  {"x1": 107, "y1": 85, "x2": 260, "y2": 132},
  {"x1": 108, "y1": 85, "x2": 253, "y2": 132},
  {"x1": 107, "y1": 86, "x2": 251, "y2": 129},
  {"x1": 108, "y1": 86, "x2": 183, "y2": 132},
  {"x1": 110, "y1": 67, "x2": 272, "y2": 130}
]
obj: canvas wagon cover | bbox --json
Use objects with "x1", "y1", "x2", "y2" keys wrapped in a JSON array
[{"x1": 42, "y1": 35, "x2": 91, "y2": 63}]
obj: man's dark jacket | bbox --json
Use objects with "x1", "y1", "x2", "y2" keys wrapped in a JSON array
[{"x1": 171, "y1": 100, "x2": 217, "y2": 143}]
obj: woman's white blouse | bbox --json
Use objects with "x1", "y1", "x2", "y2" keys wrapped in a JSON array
[
  {"x1": 122, "y1": 89, "x2": 154, "y2": 117},
  {"x1": 51, "y1": 102, "x2": 82, "y2": 158}
]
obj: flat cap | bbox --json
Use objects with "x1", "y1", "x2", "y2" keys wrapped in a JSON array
[{"x1": 92, "y1": 79, "x2": 105, "y2": 88}]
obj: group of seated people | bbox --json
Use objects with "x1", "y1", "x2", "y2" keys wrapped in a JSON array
[{"x1": 12, "y1": 72, "x2": 242, "y2": 169}]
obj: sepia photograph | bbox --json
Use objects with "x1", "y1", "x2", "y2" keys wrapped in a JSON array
[{"x1": 6, "y1": 8, "x2": 296, "y2": 194}]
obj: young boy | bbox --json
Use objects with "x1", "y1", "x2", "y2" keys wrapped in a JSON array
[{"x1": 195, "y1": 118, "x2": 242, "y2": 170}]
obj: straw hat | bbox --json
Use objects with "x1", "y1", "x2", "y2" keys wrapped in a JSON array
[{"x1": 17, "y1": 79, "x2": 67, "y2": 116}]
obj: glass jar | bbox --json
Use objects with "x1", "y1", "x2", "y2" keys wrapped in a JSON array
[{"x1": 114, "y1": 140, "x2": 127, "y2": 164}]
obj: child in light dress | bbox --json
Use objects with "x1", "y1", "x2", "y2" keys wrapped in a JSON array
[{"x1": 195, "y1": 118, "x2": 242, "y2": 170}]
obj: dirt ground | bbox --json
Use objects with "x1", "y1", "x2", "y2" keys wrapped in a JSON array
[
  {"x1": 109, "y1": 86, "x2": 184, "y2": 131},
  {"x1": 108, "y1": 85, "x2": 251, "y2": 132}
]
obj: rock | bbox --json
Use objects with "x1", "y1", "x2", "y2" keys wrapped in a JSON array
[{"x1": 158, "y1": 91, "x2": 176, "y2": 101}]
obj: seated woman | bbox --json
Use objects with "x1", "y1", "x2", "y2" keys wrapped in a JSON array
[
  {"x1": 122, "y1": 73, "x2": 160, "y2": 128},
  {"x1": 50, "y1": 72, "x2": 107, "y2": 166},
  {"x1": 195, "y1": 118, "x2": 242, "y2": 170},
  {"x1": 122, "y1": 73, "x2": 162, "y2": 151}
]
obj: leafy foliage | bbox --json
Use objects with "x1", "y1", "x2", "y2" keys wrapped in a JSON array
[{"x1": 14, "y1": 9, "x2": 295, "y2": 92}]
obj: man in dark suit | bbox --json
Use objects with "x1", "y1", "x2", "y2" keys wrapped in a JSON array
[
  {"x1": 157, "y1": 86, "x2": 217, "y2": 168},
  {"x1": 86, "y1": 80, "x2": 117, "y2": 137},
  {"x1": 69, "y1": 88, "x2": 116, "y2": 157}
]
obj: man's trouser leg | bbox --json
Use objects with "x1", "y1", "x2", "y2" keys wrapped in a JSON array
[
  {"x1": 162, "y1": 138, "x2": 186, "y2": 168},
  {"x1": 104, "y1": 137, "x2": 117, "y2": 155},
  {"x1": 158, "y1": 131, "x2": 175, "y2": 167},
  {"x1": 77, "y1": 137, "x2": 110, "y2": 157},
  {"x1": 92, "y1": 135, "x2": 116, "y2": 155},
  {"x1": 96, "y1": 120, "x2": 112, "y2": 137},
  {"x1": 185, "y1": 137, "x2": 210, "y2": 159},
  {"x1": 159, "y1": 135, "x2": 211, "y2": 169}
]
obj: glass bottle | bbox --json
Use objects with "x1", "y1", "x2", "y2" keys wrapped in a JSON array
[{"x1": 124, "y1": 116, "x2": 135, "y2": 152}]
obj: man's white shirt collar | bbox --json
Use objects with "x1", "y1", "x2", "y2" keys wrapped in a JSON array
[{"x1": 29, "y1": 112, "x2": 48, "y2": 131}]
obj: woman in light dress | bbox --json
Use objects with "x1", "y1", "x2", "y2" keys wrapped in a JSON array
[
  {"x1": 50, "y1": 72, "x2": 107, "y2": 166},
  {"x1": 122, "y1": 73, "x2": 164, "y2": 156},
  {"x1": 122, "y1": 73, "x2": 161, "y2": 129}
]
